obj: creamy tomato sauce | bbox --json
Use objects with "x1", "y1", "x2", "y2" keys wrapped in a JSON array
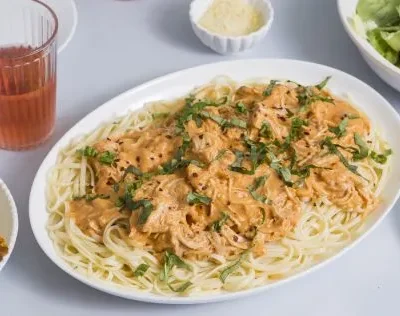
[{"x1": 68, "y1": 80, "x2": 376, "y2": 260}]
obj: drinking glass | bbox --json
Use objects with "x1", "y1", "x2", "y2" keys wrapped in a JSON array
[{"x1": 0, "y1": 0, "x2": 58, "y2": 150}]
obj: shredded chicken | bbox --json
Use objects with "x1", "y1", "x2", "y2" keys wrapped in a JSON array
[{"x1": 68, "y1": 80, "x2": 379, "y2": 261}]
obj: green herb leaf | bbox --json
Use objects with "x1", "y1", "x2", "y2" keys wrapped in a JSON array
[
  {"x1": 235, "y1": 102, "x2": 248, "y2": 114},
  {"x1": 263, "y1": 80, "x2": 278, "y2": 96},
  {"x1": 297, "y1": 86, "x2": 334, "y2": 111},
  {"x1": 315, "y1": 76, "x2": 331, "y2": 90},
  {"x1": 281, "y1": 117, "x2": 308, "y2": 151},
  {"x1": 329, "y1": 117, "x2": 348, "y2": 138},
  {"x1": 160, "y1": 250, "x2": 191, "y2": 282},
  {"x1": 210, "y1": 212, "x2": 229, "y2": 232},
  {"x1": 214, "y1": 149, "x2": 228, "y2": 161},
  {"x1": 77, "y1": 146, "x2": 98, "y2": 157},
  {"x1": 229, "y1": 150, "x2": 254, "y2": 175},
  {"x1": 137, "y1": 200, "x2": 154, "y2": 225},
  {"x1": 99, "y1": 151, "x2": 116, "y2": 165},
  {"x1": 134, "y1": 264, "x2": 150, "y2": 277},
  {"x1": 168, "y1": 281, "x2": 192, "y2": 293},
  {"x1": 267, "y1": 152, "x2": 293, "y2": 186},
  {"x1": 353, "y1": 133, "x2": 369, "y2": 161},
  {"x1": 160, "y1": 134, "x2": 191, "y2": 174},
  {"x1": 229, "y1": 117, "x2": 248, "y2": 129},
  {"x1": 370, "y1": 149, "x2": 392, "y2": 164},
  {"x1": 260, "y1": 208, "x2": 266, "y2": 225},
  {"x1": 187, "y1": 192, "x2": 212, "y2": 205},
  {"x1": 123, "y1": 165, "x2": 143, "y2": 178},
  {"x1": 348, "y1": 113, "x2": 360, "y2": 119},
  {"x1": 248, "y1": 176, "x2": 268, "y2": 203},
  {"x1": 220, "y1": 251, "x2": 249, "y2": 283},
  {"x1": 321, "y1": 137, "x2": 364, "y2": 178},
  {"x1": 292, "y1": 164, "x2": 329, "y2": 180},
  {"x1": 259, "y1": 121, "x2": 273, "y2": 139},
  {"x1": 199, "y1": 111, "x2": 247, "y2": 129},
  {"x1": 152, "y1": 112, "x2": 170, "y2": 120},
  {"x1": 73, "y1": 193, "x2": 110, "y2": 202}
]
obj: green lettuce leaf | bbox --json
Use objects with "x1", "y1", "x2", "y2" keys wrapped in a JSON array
[
  {"x1": 357, "y1": 0, "x2": 400, "y2": 27},
  {"x1": 367, "y1": 29, "x2": 399, "y2": 64},
  {"x1": 381, "y1": 30, "x2": 400, "y2": 51}
]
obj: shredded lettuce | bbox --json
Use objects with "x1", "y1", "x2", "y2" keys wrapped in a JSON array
[
  {"x1": 357, "y1": 0, "x2": 400, "y2": 27},
  {"x1": 354, "y1": 0, "x2": 400, "y2": 66}
]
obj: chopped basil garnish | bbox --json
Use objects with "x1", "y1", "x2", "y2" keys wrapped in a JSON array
[
  {"x1": 296, "y1": 85, "x2": 334, "y2": 111},
  {"x1": 329, "y1": 118, "x2": 348, "y2": 138},
  {"x1": 210, "y1": 212, "x2": 229, "y2": 232},
  {"x1": 280, "y1": 117, "x2": 308, "y2": 151},
  {"x1": 123, "y1": 165, "x2": 143, "y2": 178},
  {"x1": 267, "y1": 152, "x2": 293, "y2": 186},
  {"x1": 137, "y1": 200, "x2": 154, "y2": 225},
  {"x1": 321, "y1": 137, "x2": 364, "y2": 178},
  {"x1": 187, "y1": 192, "x2": 212, "y2": 205},
  {"x1": 315, "y1": 76, "x2": 331, "y2": 90},
  {"x1": 259, "y1": 121, "x2": 273, "y2": 139},
  {"x1": 175, "y1": 98, "x2": 227, "y2": 135},
  {"x1": 229, "y1": 117, "x2": 248, "y2": 129},
  {"x1": 260, "y1": 208, "x2": 266, "y2": 225},
  {"x1": 160, "y1": 134, "x2": 191, "y2": 174},
  {"x1": 168, "y1": 281, "x2": 192, "y2": 293},
  {"x1": 160, "y1": 250, "x2": 192, "y2": 282},
  {"x1": 77, "y1": 146, "x2": 98, "y2": 157},
  {"x1": 152, "y1": 112, "x2": 170, "y2": 120},
  {"x1": 199, "y1": 111, "x2": 247, "y2": 129},
  {"x1": 235, "y1": 102, "x2": 248, "y2": 114},
  {"x1": 370, "y1": 149, "x2": 392, "y2": 164},
  {"x1": 134, "y1": 264, "x2": 150, "y2": 277},
  {"x1": 220, "y1": 250, "x2": 249, "y2": 283},
  {"x1": 248, "y1": 176, "x2": 268, "y2": 203},
  {"x1": 353, "y1": 133, "x2": 369, "y2": 161},
  {"x1": 73, "y1": 193, "x2": 110, "y2": 201},
  {"x1": 263, "y1": 80, "x2": 278, "y2": 96},
  {"x1": 99, "y1": 151, "x2": 116, "y2": 165},
  {"x1": 292, "y1": 164, "x2": 329, "y2": 179},
  {"x1": 214, "y1": 149, "x2": 228, "y2": 161},
  {"x1": 348, "y1": 113, "x2": 360, "y2": 119},
  {"x1": 229, "y1": 150, "x2": 254, "y2": 175}
]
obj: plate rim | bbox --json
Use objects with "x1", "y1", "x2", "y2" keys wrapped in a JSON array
[{"x1": 29, "y1": 58, "x2": 400, "y2": 304}]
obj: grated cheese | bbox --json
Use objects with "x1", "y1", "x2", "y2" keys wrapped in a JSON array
[{"x1": 198, "y1": 0, "x2": 264, "y2": 37}]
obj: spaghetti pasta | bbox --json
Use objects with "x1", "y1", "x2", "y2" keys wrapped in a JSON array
[{"x1": 46, "y1": 77, "x2": 390, "y2": 296}]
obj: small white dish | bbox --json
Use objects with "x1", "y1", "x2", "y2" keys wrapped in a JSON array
[
  {"x1": 42, "y1": 0, "x2": 78, "y2": 53},
  {"x1": 337, "y1": 0, "x2": 400, "y2": 92},
  {"x1": 0, "y1": 179, "x2": 18, "y2": 272},
  {"x1": 30, "y1": 59, "x2": 400, "y2": 304},
  {"x1": 190, "y1": 0, "x2": 274, "y2": 55}
]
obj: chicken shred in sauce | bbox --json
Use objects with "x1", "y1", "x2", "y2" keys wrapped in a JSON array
[{"x1": 68, "y1": 79, "x2": 381, "y2": 260}]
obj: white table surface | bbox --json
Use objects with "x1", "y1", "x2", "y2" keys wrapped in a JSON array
[{"x1": 1, "y1": 0, "x2": 400, "y2": 315}]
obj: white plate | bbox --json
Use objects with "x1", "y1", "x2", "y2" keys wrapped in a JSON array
[
  {"x1": 42, "y1": 0, "x2": 78, "y2": 53},
  {"x1": 0, "y1": 179, "x2": 18, "y2": 272},
  {"x1": 29, "y1": 59, "x2": 400, "y2": 304}
]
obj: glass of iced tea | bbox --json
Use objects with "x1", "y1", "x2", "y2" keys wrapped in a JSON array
[{"x1": 0, "y1": 0, "x2": 58, "y2": 150}]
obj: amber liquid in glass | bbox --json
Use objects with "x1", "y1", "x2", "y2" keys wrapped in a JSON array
[{"x1": 0, "y1": 46, "x2": 56, "y2": 150}]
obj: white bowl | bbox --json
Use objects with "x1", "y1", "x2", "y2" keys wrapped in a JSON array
[
  {"x1": 337, "y1": 0, "x2": 400, "y2": 92},
  {"x1": 30, "y1": 59, "x2": 400, "y2": 304},
  {"x1": 0, "y1": 179, "x2": 18, "y2": 272},
  {"x1": 190, "y1": 0, "x2": 274, "y2": 55}
]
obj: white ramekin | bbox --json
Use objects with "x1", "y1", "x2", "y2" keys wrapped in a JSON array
[
  {"x1": 0, "y1": 179, "x2": 18, "y2": 272},
  {"x1": 190, "y1": 0, "x2": 274, "y2": 55}
]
